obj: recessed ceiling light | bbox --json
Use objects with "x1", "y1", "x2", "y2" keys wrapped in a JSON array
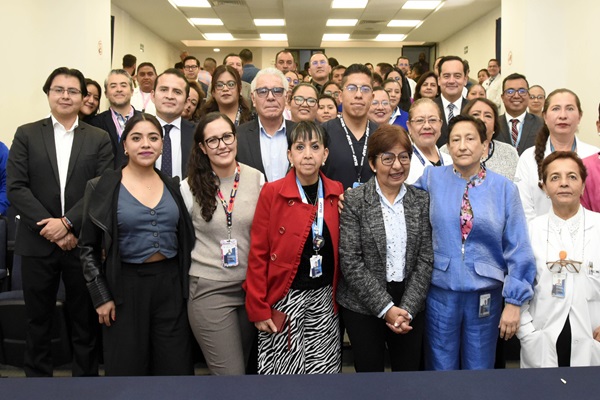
[
  {"x1": 213, "y1": 48, "x2": 221, "y2": 52},
  {"x1": 260, "y1": 34, "x2": 288, "y2": 41},
  {"x1": 189, "y1": 18, "x2": 223, "y2": 25},
  {"x1": 402, "y1": 1, "x2": 442, "y2": 10},
  {"x1": 322, "y1": 34, "x2": 350, "y2": 41},
  {"x1": 375, "y1": 34, "x2": 406, "y2": 41},
  {"x1": 331, "y1": 0, "x2": 367, "y2": 9},
  {"x1": 387, "y1": 20, "x2": 421, "y2": 27},
  {"x1": 254, "y1": 19, "x2": 285, "y2": 26},
  {"x1": 203, "y1": 33, "x2": 235, "y2": 40},
  {"x1": 171, "y1": 0, "x2": 211, "y2": 7},
  {"x1": 326, "y1": 19, "x2": 358, "y2": 27}
]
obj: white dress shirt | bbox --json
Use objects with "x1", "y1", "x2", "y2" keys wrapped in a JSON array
[
  {"x1": 155, "y1": 116, "x2": 183, "y2": 179},
  {"x1": 51, "y1": 115, "x2": 77, "y2": 215}
]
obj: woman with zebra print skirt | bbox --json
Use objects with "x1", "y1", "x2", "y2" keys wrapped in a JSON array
[{"x1": 244, "y1": 121, "x2": 344, "y2": 374}]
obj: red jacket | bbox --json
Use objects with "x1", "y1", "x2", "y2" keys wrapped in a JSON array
[{"x1": 244, "y1": 169, "x2": 343, "y2": 322}]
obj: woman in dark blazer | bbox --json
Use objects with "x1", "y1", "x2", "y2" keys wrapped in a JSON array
[
  {"x1": 79, "y1": 113, "x2": 194, "y2": 376},
  {"x1": 337, "y1": 124, "x2": 433, "y2": 372}
]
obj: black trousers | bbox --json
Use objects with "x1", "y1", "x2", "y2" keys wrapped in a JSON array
[
  {"x1": 342, "y1": 281, "x2": 425, "y2": 372},
  {"x1": 22, "y1": 249, "x2": 99, "y2": 377},
  {"x1": 103, "y1": 258, "x2": 193, "y2": 376}
]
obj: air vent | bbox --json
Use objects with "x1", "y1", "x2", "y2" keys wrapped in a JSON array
[
  {"x1": 357, "y1": 20, "x2": 386, "y2": 25},
  {"x1": 210, "y1": 0, "x2": 246, "y2": 6}
]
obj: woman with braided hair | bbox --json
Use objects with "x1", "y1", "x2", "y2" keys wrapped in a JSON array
[{"x1": 515, "y1": 89, "x2": 599, "y2": 221}]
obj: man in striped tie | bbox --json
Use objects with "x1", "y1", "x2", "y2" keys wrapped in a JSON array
[
  {"x1": 495, "y1": 73, "x2": 543, "y2": 155},
  {"x1": 433, "y1": 55, "x2": 468, "y2": 147}
]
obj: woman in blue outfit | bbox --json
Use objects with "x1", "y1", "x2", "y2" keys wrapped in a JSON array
[{"x1": 414, "y1": 115, "x2": 536, "y2": 370}]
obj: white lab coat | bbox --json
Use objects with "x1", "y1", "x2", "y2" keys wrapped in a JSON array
[
  {"x1": 518, "y1": 208, "x2": 600, "y2": 368},
  {"x1": 515, "y1": 138, "x2": 599, "y2": 222}
]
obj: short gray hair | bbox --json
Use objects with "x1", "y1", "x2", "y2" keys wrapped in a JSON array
[
  {"x1": 104, "y1": 69, "x2": 134, "y2": 92},
  {"x1": 250, "y1": 67, "x2": 288, "y2": 92}
]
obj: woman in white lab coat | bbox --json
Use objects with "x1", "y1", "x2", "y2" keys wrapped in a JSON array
[{"x1": 519, "y1": 151, "x2": 600, "y2": 368}]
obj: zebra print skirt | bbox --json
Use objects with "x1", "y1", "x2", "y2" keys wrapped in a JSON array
[{"x1": 257, "y1": 285, "x2": 341, "y2": 374}]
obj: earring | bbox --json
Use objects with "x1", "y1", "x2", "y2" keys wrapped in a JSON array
[
  {"x1": 373, "y1": 169, "x2": 376, "y2": 173},
  {"x1": 290, "y1": 163, "x2": 294, "y2": 168},
  {"x1": 124, "y1": 150, "x2": 128, "y2": 156},
  {"x1": 322, "y1": 161, "x2": 325, "y2": 166}
]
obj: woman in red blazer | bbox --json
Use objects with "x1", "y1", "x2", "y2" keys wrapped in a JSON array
[{"x1": 244, "y1": 121, "x2": 343, "y2": 374}]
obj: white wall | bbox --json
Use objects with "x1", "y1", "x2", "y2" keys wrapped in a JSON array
[
  {"x1": 438, "y1": 7, "x2": 501, "y2": 77},
  {"x1": 502, "y1": 0, "x2": 600, "y2": 146},
  {"x1": 111, "y1": 4, "x2": 180, "y2": 74},
  {"x1": 0, "y1": 0, "x2": 111, "y2": 145}
]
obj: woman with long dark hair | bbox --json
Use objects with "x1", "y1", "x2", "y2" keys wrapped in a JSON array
[
  {"x1": 200, "y1": 65, "x2": 252, "y2": 126},
  {"x1": 182, "y1": 112, "x2": 264, "y2": 375}
]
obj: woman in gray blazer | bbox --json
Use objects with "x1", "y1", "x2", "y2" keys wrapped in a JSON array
[{"x1": 337, "y1": 124, "x2": 433, "y2": 372}]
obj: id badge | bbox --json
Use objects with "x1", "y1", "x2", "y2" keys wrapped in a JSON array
[
  {"x1": 552, "y1": 272, "x2": 566, "y2": 298},
  {"x1": 478, "y1": 293, "x2": 491, "y2": 318},
  {"x1": 309, "y1": 255, "x2": 323, "y2": 278},
  {"x1": 220, "y1": 239, "x2": 239, "y2": 268},
  {"x1": 352, "y1": 182, "x2": 363, "y2": 189}
]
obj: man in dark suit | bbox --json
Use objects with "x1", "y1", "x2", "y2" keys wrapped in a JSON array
[
  {"x1": 90, "y1": 69, "x2": 139, "y2": 168},
  {"x1": 434, "y1": 56, "x2": 469, "y2": 147},
  {"x1": 151, "y1": 68, "x2": 194, "y2": 179},
  {"x1": 237, "y1": 68, "x2": 295, "y2": 181},
  {"x1": 7, "y1": 67, "x2": 113, "y2": 377},
  {"x1": 495, "y1": 73, "x2": 544, "y2": 155}
]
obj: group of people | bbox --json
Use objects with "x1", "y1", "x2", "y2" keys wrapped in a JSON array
[{"x1": 4, "y1": 50, "x2": 600, "y2": 379}]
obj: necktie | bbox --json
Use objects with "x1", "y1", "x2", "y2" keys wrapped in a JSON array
[
  {"x1": 161, "y1": 124, "x2": 174, "y2": 177},
  {"x1": 510, "y1": 119, "x2": 519, "y2": 147},
  {"x1": 447, "y1": 104, "x2": 455, "y2": 121}
]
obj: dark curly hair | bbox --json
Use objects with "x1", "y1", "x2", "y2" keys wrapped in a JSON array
[{"x1": 187, "y1": 112, "x2": 237, "y2": 222}]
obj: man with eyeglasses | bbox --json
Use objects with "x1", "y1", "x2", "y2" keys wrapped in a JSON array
[
  {"x1": 322, "y1": 63, "x2": 377, "y2": 190},
  {"x1": 484, "y1": 59, "x2": 503, "y2": 113},
  {"x1": 434, "y1": 56, "x2": 469, "y2": 147},
  {"x1": 7, "y1": 67, "x2": 113, "y2": 377},
  {"x1": 308, "y1": 53, "x2": 331, "y2": 93},
  {"x1": 90, "y1": 69, "x2": 140, "y2": 168},
  {"x1": 236, "y1": 68, "x2": 296, "y2": 182},
  {"x1": 152, "y1": 68, "x2": 195, "y2": 179},
  {"x1": 495, "y1": 73, "x2": 543, "y2": 155},
  {"x1": 396, "y1": 56, "x2": 416, "y2": 99},
  {"x1": 131, "y1": 62, "x2": 157, "y2": 115}
]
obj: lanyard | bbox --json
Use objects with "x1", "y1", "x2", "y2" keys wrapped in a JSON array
[
  {"x1": 234, "y1": 106, "x2": 241, "y2": 126},
  {"x1": 296, "y1": 177, "x2": 324, "y2": 253},
  {"x1": 412, "y1": 145, "x2": 444, "y2": 167},
  {"x1": 110, "y1": 108, "x2": 132, "y2": 141},
  {"x1": 339, "y1": 116, "x2": 370, "y2": 183},
  {"x1": 550, "y1": 137, "x2": 577, "y2": 152},
  {"x1": 216, "y1": 163, "x2": 240, "y2": 239},
  {"x1": 140, "y1": 91, "x2": 152, "y2": 111}
]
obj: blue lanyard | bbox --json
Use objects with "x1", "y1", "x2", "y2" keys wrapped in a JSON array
[
  {"x1": 550, "y1": 137, "x2": 577, "y2": 152},
  {"x1": 295, "y1": 177, "x2": 324, "y2": 253},
  {"x1": 412, "y1": 145, "x2": 444, "y2": 166}
]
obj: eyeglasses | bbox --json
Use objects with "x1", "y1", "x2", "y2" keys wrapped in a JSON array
[
  {"x1": 293, "y1": 96, "x2": 317, "y2": 107},
  {"x1": 379, "y1": 151, "x2": 411, "y2": 166},
  {"x1": 311, "y1": 59, "x2": 328, "y2": 67},
  {"x1": 391, "y1": 76, "x2": 401, "y2": 81},
  {"x1": 49, "y1": 87, "x2": 82, "y2": 96},
  {"x1": 546, "y1": 259, "x2": 582, "y2": 273},
  {"x1": 286, "y1": 77, "x2": 300, "y2": 85},
  {"x1": 410, "y1": 117, "x2": 442, "y2": 126},
  {"x1": 530, "y1": 95, "x2": 545, "y2": 100},
  {"x1": 215, "y1": 80, "x2": 236, "y2": 91},
  {"x1": 371, "y1": 100, "x2": 390, "y2": 107},
  {"x1": 184, "y1": 65, "x2": 199, "y2": 71},
  {"x1": 345, "y1": 84, "x2": 372, "y2": 94},
  {"x1": 204, "y1": 132, "x2": 236, "y2": 149},
  {"x1": 324, "y1": 90, "x2": 340, "y2": 99},
  {"x1": 254, "y1": 87, "x2": 285, "y2": 98},
  {"x1": 503, "y1": 88, "x2": 528, "y2": 97}
]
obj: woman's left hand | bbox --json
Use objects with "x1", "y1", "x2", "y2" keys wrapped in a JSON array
[
  {"x1": 593, "y1": 326, "x2": 600, "y2": 342},
  {"x1": 499, "y1": 303, "x2": 521, "y2": 340}
]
